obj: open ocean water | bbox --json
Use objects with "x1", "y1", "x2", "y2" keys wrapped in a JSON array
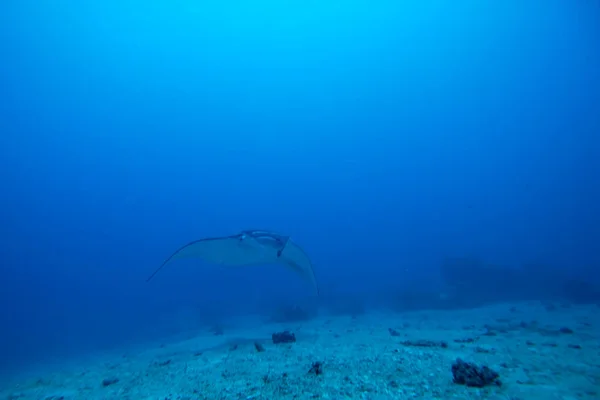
[{"x1": 1, "y1": 1, "x2": 599, "y2": 399}]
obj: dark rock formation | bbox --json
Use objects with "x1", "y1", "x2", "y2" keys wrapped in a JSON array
[
  {"x1": 451, "y1": 358, "x2": 501, "y2": 387},
  {"x1": 401, "y1": 339, "x2": 448, "y2": 348}
]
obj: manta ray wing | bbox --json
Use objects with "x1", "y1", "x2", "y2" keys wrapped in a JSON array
[
  {"x1": 278, "y1": 238, "x2": 320, "y2": 295},
  {"x1": 146, "y1": 230, "x2": 319, "y2": 295}
]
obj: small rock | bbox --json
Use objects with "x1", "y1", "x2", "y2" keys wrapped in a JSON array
[
  {"x1": 559, "y1": 327, "x2": 574, "y2": 334},
  {"x1": 475, "y1": 346, "x2": 495, "y2": 354},
  {"x1": 388, "y1": 328, "x2": 401, "y2": 336},
  {"x1": 401, "y1": 339, "x2": 448, "y2": 348},
  {"x1": 482, "y1": 329, "x2": 498, "y2": 337},
  {"x1": 308, "y1": 361, "x2": 323, "y2": 376},
  {"x1": 454, "y1": 337, "x2": 478, "y2": 344},
  {"x1": 101, "y1": 377, "x2": 119, "y2": 387}
]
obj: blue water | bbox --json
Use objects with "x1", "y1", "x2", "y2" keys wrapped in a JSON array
[{"x1": 1, "y1": 0, "x2": 598, "y2": 377}]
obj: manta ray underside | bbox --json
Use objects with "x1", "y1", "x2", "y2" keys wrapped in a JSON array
[{"x1": 146, "y1": 230, "x2": 319, "y2": 295}]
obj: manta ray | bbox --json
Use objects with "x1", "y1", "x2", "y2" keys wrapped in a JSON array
[{"x1": 146, "y1": 230, "x2": 319, "y2": 295}]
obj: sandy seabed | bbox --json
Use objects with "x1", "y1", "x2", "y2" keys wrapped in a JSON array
[{"x1": 1, "y1": 301, "x2": 599, "y2": 400}]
